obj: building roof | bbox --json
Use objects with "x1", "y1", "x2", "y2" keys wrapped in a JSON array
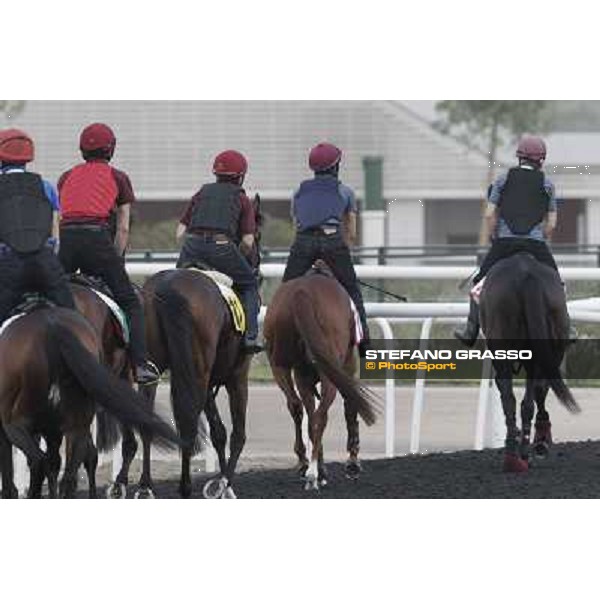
[{"x1": 8, "y1": 100, "x2": 491, "y2": 201}]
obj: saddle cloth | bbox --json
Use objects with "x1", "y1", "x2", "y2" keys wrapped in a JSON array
[
  {"x1": 90, "y1": 288, "x2": 130, "y2": 344},
  {"x1": 349, "y1": 298, "x2": 363, "y2": 346},
  {"x1": 186, "y1": 268, "x2": 246, "y2": 334},
  {"x1": 310, "y1": 265, "x2": 363, "y2": 345},
  {"x1": 69, "y1": 274, "x2": 130, "y2": 345},
  {"x1": 470, "y1": 277, "x2": 486, "y2": 305},
  {"x1": 0, "y1": 313, "x2": 25, "y2": 336}
]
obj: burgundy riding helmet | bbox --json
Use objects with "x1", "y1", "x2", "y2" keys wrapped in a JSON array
[
  {"x1": 516, "y1": 135, "x2": 546, "y2": 164},
  {"x1": 80, "y1": 123, "x2": 116, "y2": 155},
  {"x1": 0, "y1": 128, "x2": 34, "y2": 163},
  {"x1": 213, "y1": 150, "x2": 248, "y2": 178},
  {"x1": 308, "y1": 143, "x2": 342, "y2": 172}
]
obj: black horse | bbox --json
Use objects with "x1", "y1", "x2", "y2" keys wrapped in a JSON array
[{"x1": 479, "y1": 252, "x2": 580, "y2": 473}]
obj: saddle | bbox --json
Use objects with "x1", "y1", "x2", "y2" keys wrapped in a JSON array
[
  {"x1": 0, "y1": 294, "x2": 54, "y2": 336},
  {"x1": 69, "y1": 273, "x2": 130, "y2": 345},
  {"x1": 181, "y1": 265, "x2": 246, "y2": 333},
  {"x1": 179, "y1": 260, "x2": 234, "y2": 288}
]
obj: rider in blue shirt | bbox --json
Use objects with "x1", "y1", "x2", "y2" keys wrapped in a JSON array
[
  {"x1": 454, "y1": 135, "x2": 575, "y2": 346},
  {"x1": 0, "y1": 128, "x2": 75, "y2": 323}
]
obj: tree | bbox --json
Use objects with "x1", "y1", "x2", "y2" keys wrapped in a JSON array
[
  {"x1": 435, "y1": 100, "x2": 551, "y2": 244},
  {"x1": 0, "y1": 100, "x2": 25, "y2": 123}
]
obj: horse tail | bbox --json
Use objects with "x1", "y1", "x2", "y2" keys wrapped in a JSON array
[
  {"x1": 153, "y1": 278, "x2": 206, "y2": 453},
  {"x1": 292, "y1": 289, "x2": 379, "y2": 426},
  {"x1": 48, "y1": 319, "x2": 181, "y2": 451},
  {"x1": 522, "y1": 274, "x2": 580, "y2": 413}
]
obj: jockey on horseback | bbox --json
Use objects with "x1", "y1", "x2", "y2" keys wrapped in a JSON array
[
  {"x1": 282, "y1": 142, "x2": 371, "y2": 357},
  {"x1": 454, "y1": 134, "x2": 576, "y2": 346},
  {"x1": 57, "y1": 123, "x2": 159, "y2": 385},
  {"x1": 176, "y1": 149, "x2": 262, "y2": 354},
  {"x1": 0, "y1": 128, "x2": 75, "y2": 323}
]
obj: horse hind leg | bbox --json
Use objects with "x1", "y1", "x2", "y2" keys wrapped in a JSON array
[
  {"x1": 533, "y1": 380, "x2": 552, "y2": 458},
  {"x1": 494, "y1": 363, "x2": 528, "y2": 473},
  {"x1": 298, "y1": 372, "x2": 335, "y2": 491},
  {"x1": 343, "y1": 397, "x2": 362, "y2": 480},
  {"x1": 3, "y1": 423, "x2": 46, "y2": 498},
  {"x1": 272, "y1": 366, "x2": 308, "y2": 474},
  {"x1": 519, "y1": 378, "x2": 536, "y2": 463},
  {"x1": 83, "y1": 432, "x2": 99, "y2": 499},
  {"x1": 44, "y1": 429, "x2": 62, "y2": 499},
  {"x1": 59, "y1": 431, "x2": 89, "y2": 499},
  {"x1": 0, "y1": 424, "x2": 18, "y2": 499},
  {"x1": 135, "y1": 382, "x2": 159, "y2": 499}
]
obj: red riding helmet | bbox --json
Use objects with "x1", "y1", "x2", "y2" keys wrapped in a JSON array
[
  {"x1": 516, "y1": 135, "x2": 546, "y2": 164},
  {"x1": 309, "y1": 142, "x2": 342, "y2": 172},
  {"x1": 0, "y1": 128, "x2": 34, "y2": 163},
  {"x1": 80, "y1": 123, "x2": 116, "y2": 154},
  {"x1": 212, "y1": 150, "x2": 248, "y2": 177}
]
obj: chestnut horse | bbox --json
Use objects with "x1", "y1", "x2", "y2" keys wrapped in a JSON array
[
  {"x1": 264, "y1": 270, "x2": 379, "y2": 491},
  {"x1": 0, "y1": 307, "x2": 180, "y2": 498}
]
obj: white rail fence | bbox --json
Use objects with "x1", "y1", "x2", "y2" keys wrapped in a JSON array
[{"x1": 7, "y1": 263, "x2": 600, "y2": 496}]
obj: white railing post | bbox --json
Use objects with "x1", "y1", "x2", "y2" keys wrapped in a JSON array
[
  {"x1": 474, "y1": 358, "x2": 493, "y2": 450},
  {"x1": 410, "y1": 318, "x2": 434, "y2": 454},
  {"x1": 374, "y1": 318, "x2": 396, "y2": 458}
]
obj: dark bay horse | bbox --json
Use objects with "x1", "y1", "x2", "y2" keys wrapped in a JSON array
[
  {"x1": 69, "y1": 281, "x2": 140, "y2": 497},
  {"x1": 0, "y1": 307, "x2": 180, "y2": 498},
  {"x1": 264, "y1": 271, "x2": 379, "y2": 491},
  {"x1": 479, "y1": 252, "x2": 580, "y2": 473},
  {"x1": 122, "y1": 268, "x2": 253, "y2": 499}
]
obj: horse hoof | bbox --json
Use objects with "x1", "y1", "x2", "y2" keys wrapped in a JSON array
[
  {"x1": 345, "y1": 460, "x2": 362, "y2": 480},
  {"x1": 534, "y1": 442, "x2": 550, "y2": 459},
  {"x1": 222, "y1": 486, "x2": 237, "y2": 499},
  {"x1": 203, "y1": 477, "x2": 228, "y2": 499},
  {"x1": 106, "y1": 483, "x2": 127, "y2": 499},
  {"x1": 503, "y1": 454, "x2": 529, "y2": 473},
  {"x1": 304, "y1": 476, "x2": 319, "y2": 492},
  {"x1": 2, "y1": 485, "x2": 19, "y2": 499},
  {"x1": 134, "y1": 487, "x2": 156, "y2": 500},
  {"x1": 296, "y1": 462, "x2": 309, "y2": 478}
]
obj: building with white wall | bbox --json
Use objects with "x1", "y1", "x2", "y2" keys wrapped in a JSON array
[{"x1": 7, "y1": 100, "x2": 597, "y2": 247}]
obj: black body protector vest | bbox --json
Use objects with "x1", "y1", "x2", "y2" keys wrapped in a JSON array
[
  {"x1": 498, "y1": 167, "x2": 549, "y2": 235},
  {"x1": 0, "y1": 172, "x2": 53, "y2": 253},
  {"x1": 189, "y1": 182, "x2": 242, "y2": 241}
]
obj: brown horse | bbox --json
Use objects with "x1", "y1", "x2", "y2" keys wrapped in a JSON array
[
  {"x1": 0, "y1": 307, "x2": 180, "y2": 498},
  {"x1": 69, "y1": 281, "x2": 144, "y2": 497},
  {"x1": 264, "y1": 270, "x2": 379, "y2": 491},
  {"x1": 118, "y1": 268, "x2": 251, "y2": 499}
]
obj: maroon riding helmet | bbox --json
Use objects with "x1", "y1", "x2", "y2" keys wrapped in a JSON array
[
  {"x1": 0, "y1": 128, "x2": 34, "y2": 163},
  {"x1": 80, "y1": 123, "x2": 116, "y2": 157},
  {"x1": 516, "y1": 135, "x2": 546, "y2": 165},
  {"x1": 212, "y1": 150, "x2": 248, "y2": 178},
  {"x1": 309, "y1": 142, "x2": 342, "y2": 172}
]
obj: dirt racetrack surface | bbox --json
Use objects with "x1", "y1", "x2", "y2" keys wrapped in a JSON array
[{"x1": 89, "y1": 440, "x2": 600, "y2": 499}]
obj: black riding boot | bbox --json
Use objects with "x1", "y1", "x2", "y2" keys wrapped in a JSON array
[{"x1": 454, "y1": 298, "x2": 480, "y2": 347}]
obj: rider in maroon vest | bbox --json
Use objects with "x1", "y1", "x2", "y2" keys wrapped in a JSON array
[
  {"x1": 57, "y1": 123, "x2": 159, "y2": 384},
  {"x1": 176, "y1": 150, "x2": 262, "y2": 353}
]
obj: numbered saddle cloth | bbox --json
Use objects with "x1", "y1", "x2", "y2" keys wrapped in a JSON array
[
  {"x1": 349, "y1": 297, "x2": 363, "y2": 345},
  {"x1": 0, "y1": 313, "x2": 25, "y2": 336},
  {"x1": 470, "y1": 277, "x2": 486, "y2": 305},
  {"x1": 187, "y1": 268, "x2": 246, "y2": 334},
  {"x1": 90, "y1": 288, "x2": 130, "y2": 345}
]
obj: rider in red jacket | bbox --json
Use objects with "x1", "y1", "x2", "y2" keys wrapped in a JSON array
[{"x1": 58, "y1": 123, "x2": 159, "y2": 384}]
